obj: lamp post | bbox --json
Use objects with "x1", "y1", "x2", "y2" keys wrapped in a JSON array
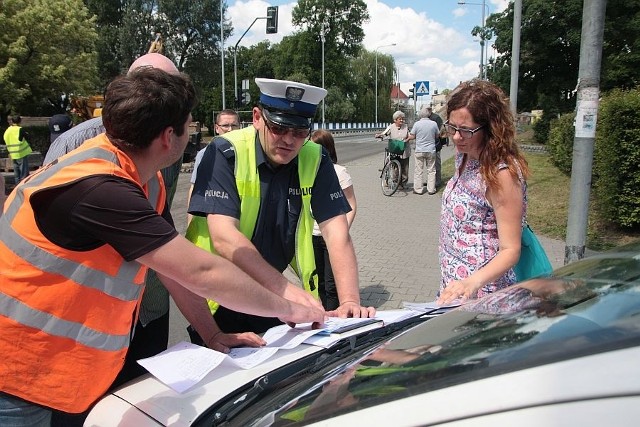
[
  {"x1": 458, "y1": 0, "x2": 489, "y2": 79},
  {"x1": 220, "y1": 0, "x2": 226, "y2": 108},
  {"x1": 320, "y1": 19, "x2": 328, "y2": 128},
  {"x1": 375, "y1": 43, "x2": 396, "y2": 124}
]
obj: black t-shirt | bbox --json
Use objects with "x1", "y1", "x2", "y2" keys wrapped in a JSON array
[
  {"x1": 30, "y1": 175, "x2": 178, "y2": 262},
  {"x1": 189, "y1": 133, "x2": 351, "y2": 272}
]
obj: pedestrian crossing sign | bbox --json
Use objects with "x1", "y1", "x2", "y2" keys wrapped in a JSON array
[{"x1": 415, "y1": 81, "x2": 430, "y2": 96}]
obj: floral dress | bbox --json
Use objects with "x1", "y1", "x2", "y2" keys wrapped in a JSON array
[{"x1": 439, "y1": 153, "x2": 527, "y2": 298}]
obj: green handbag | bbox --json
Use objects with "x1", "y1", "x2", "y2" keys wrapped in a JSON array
[{"x1": 514, "y1": 224, "x2": 553, "y2": 281}]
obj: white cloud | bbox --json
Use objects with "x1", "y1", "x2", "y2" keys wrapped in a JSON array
[{"x1": 227, "y1": 0, "x2": 486, "y2": 96}]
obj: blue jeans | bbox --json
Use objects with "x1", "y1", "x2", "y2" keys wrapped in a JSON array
[
  {"x1": 13, "y1": 157, "x2": 29, "y2": 183},
  {"x1": 0, "y1": 392, "x2": 51, "y2": 427}
]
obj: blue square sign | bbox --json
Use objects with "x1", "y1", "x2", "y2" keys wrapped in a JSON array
[{"x1": 415, "y1": 81, "x2": 430, "y2": 96}]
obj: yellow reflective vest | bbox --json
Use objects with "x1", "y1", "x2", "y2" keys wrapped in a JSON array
[
  {"x1": 3, "y1": 125, "x2": 32, "y2": 160},
  {"x1": 186, "y1": 126, "x2": 321, "y2": 314}
]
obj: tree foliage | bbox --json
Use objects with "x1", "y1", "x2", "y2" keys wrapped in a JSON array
[
  {"x1": 0, "y1": 0, "x2": 99, "y2": 119},
  {"x1": 488, "y1": 0, "x2": 640, "y2": 115}
]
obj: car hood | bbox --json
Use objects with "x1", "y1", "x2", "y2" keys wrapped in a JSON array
[{"x1": 222, "y1": 244, "x2": 640, "y2": 426}]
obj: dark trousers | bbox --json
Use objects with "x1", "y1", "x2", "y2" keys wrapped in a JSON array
[
  {"x1": 313, "y1": 235, "x2": 339, "y2": 310},
  {"x1": 51, "y1": 312, "x2": 170, "y2": 426},
  {"x1": 13, "y1": 157, "x2": 29, "y2": 183},
  {"x1": 399, "y1": 157, "x2": 409, "y2": 185}
]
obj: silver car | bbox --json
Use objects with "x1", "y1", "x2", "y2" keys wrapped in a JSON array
[{"x1": 86, "y1": 242, "x2": 640, "y2": 426}]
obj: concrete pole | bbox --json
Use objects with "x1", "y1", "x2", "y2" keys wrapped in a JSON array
[
  {"x1": 565, "y1": 0, "x2": 607, "y2": 263},
  {"x1": 509, "y1": 0, "x2": 522, "y2": 116}
]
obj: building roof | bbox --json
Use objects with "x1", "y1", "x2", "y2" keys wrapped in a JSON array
[{"x1": 390, "y1": 84, "x2": 408, "y2": 100}]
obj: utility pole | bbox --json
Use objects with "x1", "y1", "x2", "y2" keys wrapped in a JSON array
[
  {"x1": 565, "y1": 0, "x2": 607, "y2": 263},
  {"x1": 509, "y1": 0, "x2": 522, "y2": 116}
]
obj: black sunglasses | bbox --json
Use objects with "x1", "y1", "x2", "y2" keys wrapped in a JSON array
[{"x1": 261, "y1": 111, "x2": 310, "y2": 139}]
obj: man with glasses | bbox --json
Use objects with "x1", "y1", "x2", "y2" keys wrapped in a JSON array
[
  {"x1": 188, "y1": 78, "x2": 374, "y2": 345},
  {"x1": 186, "y1": 109, "x2": 241, "y2": 225}
]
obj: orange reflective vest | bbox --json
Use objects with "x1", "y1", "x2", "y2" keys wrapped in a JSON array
[{"x1": 0, "y1": 134, "x2": 166, "y2": 413}]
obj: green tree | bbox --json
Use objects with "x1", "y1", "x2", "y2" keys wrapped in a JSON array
[
  {"x1": 0, "y1": 0, "x2": 99, "y2": 120},
  {"x1": 488, "y1": 0, "x2": 640, "y2": 114},
  {"x1": 287, "y1": 0, "x2": 370, "y2": 122},
  {"x1": 84, "y1": 0, "x2": 127, "y2": 82}
]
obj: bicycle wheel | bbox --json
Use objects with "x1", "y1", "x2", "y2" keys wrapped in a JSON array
[{"x1": 381, "y1": 159, "x2": 401, "y2": 196}]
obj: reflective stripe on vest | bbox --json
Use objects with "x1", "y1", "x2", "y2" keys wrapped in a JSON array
[
  {"x1": 3, "y1": 125, "x2": 32, "y2": 160},
  {"x1": 0, "y1": 135, "x2": 166, "y2": 412},
  {"x1": 185, "y1": 126, "x2": 321, "y2": 315}
]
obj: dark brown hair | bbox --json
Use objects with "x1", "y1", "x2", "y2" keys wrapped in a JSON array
[
  {"x1": 310, "y1": 129, "x2": 337, "y2": 163},
  {"x1": 103, "y1": 67, "x2": 197, "y2": 152},
  {"x1": 447, "y1": 79, "x2": 529, "y2": 189}
]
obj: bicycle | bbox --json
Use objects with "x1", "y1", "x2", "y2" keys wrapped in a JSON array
[{"x1": 377, "y1": 137, "x2": 405, "y2": 196}]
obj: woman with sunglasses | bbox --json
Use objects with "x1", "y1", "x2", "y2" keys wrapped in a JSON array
[{"x1": 437, "y1": 79, "x2": 530, "y2": 305}]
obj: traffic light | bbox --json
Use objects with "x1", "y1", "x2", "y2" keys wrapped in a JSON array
[
  {"x1": 408, "y1": 83, "x2": 415, "y2": 100},
  {"x1": 266, "y1": 6, "x2": 278, "y2": 34}
]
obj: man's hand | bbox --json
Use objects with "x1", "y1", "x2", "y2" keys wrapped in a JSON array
[
  {"x1": 278, "y1": 300, "x2": 326, "y2": 326},
  {"x1": 282, "y1": 282, "x2": 324, "y2": 311},
  {"x1": 206, "y1": 331, "x2": 266, "y2": 354},
  {"x1": 326, "y1": 301, "x2": 376, "y2": 318}
]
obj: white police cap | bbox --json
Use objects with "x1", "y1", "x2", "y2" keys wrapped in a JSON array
[{"x1": 256, "y1": 78, "x2": 327, "y2": 128}]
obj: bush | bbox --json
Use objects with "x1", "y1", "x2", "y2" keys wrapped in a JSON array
[
  {"x1": 546, "y1": 112, "x2": 576, "y2": 175},
  {"x1": 593, "y1": 88, "x2": 640, "y2": 229},
  {"x1": 532, "y1": 113, "x2": 552, "y2": 145}
]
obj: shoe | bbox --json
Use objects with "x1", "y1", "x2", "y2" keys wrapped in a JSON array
[
  {"x1": 413, "y1": 190, "x2": 423, "y2": 195},
  {"x1": 428, "y1": 191, "x2": 437, "y2": 195}
]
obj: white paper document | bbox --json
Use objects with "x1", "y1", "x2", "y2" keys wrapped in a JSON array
[
  {"x1": 137, "y1": 341, "x2": 226, "y2": 393},
  {"x1": 138, "y1": 311, "x2": 427, "y2": 392}
]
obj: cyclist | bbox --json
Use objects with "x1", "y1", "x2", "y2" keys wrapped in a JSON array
[{"x1": 375, "y1": 111, "x2": 410, "y2": 189}]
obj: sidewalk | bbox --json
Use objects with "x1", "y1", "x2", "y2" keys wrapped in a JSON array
[{"x1": 170, "y1": 143, "x2": 568, "y2": 313}]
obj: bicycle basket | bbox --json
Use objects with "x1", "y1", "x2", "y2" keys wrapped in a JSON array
[{"x1": 387, "y1": 139, "x2": 406, "y2": 155}]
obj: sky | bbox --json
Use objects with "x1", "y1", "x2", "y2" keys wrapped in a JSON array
[{"x1": 225, "y1": 0, "x2": 510, "y2": 101}]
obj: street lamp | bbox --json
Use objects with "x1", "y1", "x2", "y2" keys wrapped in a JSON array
[
  {"x1": 375, "y1": 43, "x2": 396, "y2": 124},
  {"x1": 458, "y1": 0, "x2": 489, "y2": 79},
  {"x1": 320, "y1": 19, "x2": 328, "y2": 128}
]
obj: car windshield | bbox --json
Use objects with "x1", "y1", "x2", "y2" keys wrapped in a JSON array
[{"x1": 209, "y1": 247, "x2": 640, "y2": 426}]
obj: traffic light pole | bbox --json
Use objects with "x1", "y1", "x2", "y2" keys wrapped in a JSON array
[
  {"x1": 233, "y1": 7, "x2": 277, "y2": 108},
  {"x1": 234, "y1": 17, "x2": 267, "y2": 107}
]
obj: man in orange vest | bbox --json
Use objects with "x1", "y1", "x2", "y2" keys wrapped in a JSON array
[{"x1": 0, "y1": 67, "x2": 324, "y2": 426}]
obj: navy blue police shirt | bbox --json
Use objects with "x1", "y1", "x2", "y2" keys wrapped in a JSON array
[{"x1": 188, "y1": 130, "x2": 351, "y2": 272}]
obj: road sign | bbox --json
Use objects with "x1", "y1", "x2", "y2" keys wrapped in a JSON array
[{"x1": 415, "y1": 81, "x2": 430, "y2": 96}]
